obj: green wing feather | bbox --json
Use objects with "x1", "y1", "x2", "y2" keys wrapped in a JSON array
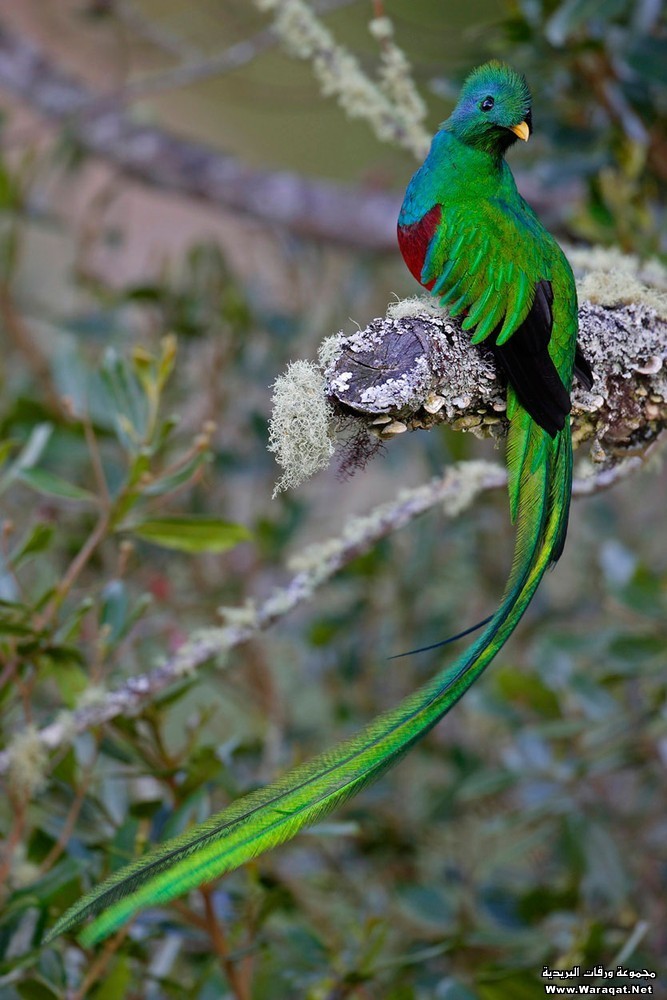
[
  {"x1": 47, "y1": 407, "x2": 569, "y2": 946},
  {"x1": 422, "y1": 197, "x2": 553, "y2": 348}
]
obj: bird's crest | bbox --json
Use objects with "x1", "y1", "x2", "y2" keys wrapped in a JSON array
[
  {"x1": 444, "y1": 60, "x2": 533, "y2": 152},
  {"x1": 461, "y1": 61, "x2": 531, "y2": 109}
]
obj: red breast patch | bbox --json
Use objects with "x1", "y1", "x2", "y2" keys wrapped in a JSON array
[{"x1": 397, "y1": 203, "x2": 442, "y2": 290}]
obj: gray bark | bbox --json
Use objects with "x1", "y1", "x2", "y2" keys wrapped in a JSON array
[{"x1": 323, "y1": 300, "x2": 667, "y2": 462}]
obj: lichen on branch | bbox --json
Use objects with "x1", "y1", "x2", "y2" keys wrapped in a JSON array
[
  {"x1": 268, "y1": 252, "x2": 667, "y2": 490},
  {"x1": 268, "y1": 360, "x2": 335, "y2": 494},
  {"x1": 254, "y1": 0, "x2": 429, "y2": 157}
]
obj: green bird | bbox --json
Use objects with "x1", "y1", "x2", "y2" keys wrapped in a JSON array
[{"x1": 47, "y1": 61, "x2": 591, "y2": 947}]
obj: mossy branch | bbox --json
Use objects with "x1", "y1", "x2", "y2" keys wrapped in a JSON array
[
  {"x1": 269, "y1": 250, "x2": 667, "y2": 490},
  {"x1": 324, "y1": 297, "x2": 667, "y2": 455}
]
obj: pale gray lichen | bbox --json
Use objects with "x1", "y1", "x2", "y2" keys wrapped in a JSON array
[
  {"x1": 359, "y1": 354, "x2": 432, "y2": 411},
  {"x1": 52, "y1": 709, "x2": 77, "y2": 745},
  {"x1": 253, "y1": 0, "x2": 429, "y2": 157},
  {"x1": 369, "y1": 15, "x2": 429, "y2": 156},
  {"x1": 386, "y1": 295, "x2": 446, "y2": 322},
  {"x1": 6, "y1": 726, "x2": 48, "y2": 798},
  {"x1": 318, "y1": 334, "x2": 344, "y2": 370},
  {"x1": 566, "y1": 245, "x2": 667, "y2": 293},
  {"x1": 76, "y1": 684, "x2": 109, "y2": 710},
  {"x1": 441, "y1": 460, "x2": 503, "y2": 517},
  {"x1": 288, "y1": 503, "x2": 401, "y2": 576},
  {"x1": 567, "y1": 245, "x2": 667, "y2": 319},
  {"x1": 259, "y1": 584, "x2": 305, "y2": 619},
  {"x1": 217, "y1": 600, "x2": 259, "y2": 629},
  {"x1": 287, "y1": 537, "x2": 345, "y2": 575},
  {"x1": 169, "y1": 629, "x2": 230, "y2": 676},
  {"x1": 288, "y1": 460, "x2": 501, "y2": 575},
  {"x1": 323, "y1": 307, "x2": 504, "y2": 435},
  {"x1": 576, "y1": 271, "x2": 667, "y2": 320},
  {"x1": 268, "y1": 360, "x2": 335, "y2": 495}
]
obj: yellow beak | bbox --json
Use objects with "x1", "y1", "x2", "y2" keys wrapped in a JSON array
[{"x1": 509, "y1": 120, "x2": 530, "y2": 142}]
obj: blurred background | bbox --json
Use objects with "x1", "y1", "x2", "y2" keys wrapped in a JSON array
[{"x1": 0, "y1": 1, "x2": 666, "y2": 997}]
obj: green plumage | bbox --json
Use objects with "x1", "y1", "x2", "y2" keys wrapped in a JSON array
[{"x1": 47, "y1": 61, "x2": 585, "y2": 947}]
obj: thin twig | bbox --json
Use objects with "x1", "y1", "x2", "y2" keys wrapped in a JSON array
[
  {"x1": 114, "y1": 0, "x2": 202, "y2": 60},
  {"x1": 38, "y1": 756, "x2": 98, "y2": 874},
  {"x1": 0, "y1": 794, "x2": 26, "y2": 886},
  {"x1": 83, "y1": 409, "x2": 111, "y2": 507},
  {"x1": 201, "y1": 885, "x2": 251, "y2": 1000},
  {"x1": 44, "y1": 507, "x2": 111, "y2": 622},
  {"x1": 87, "y1": 0, "x2": 360, "y2": 113},
  {"x1": 0, "y1": 651, "x2": 18, "y2": 691},
  {"x1": 71, "y1": 926, "x2": 130, "y2": 999},
  {"x1": 171, "y1": 898, "x2": 209, "y2": 932}
]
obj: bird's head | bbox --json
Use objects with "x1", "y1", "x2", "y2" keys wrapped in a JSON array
[{"x1": 446, "y1": 61, "x2": 532, "y2": 155}]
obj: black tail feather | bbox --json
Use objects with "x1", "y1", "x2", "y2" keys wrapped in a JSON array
[
  {"x1": 574, "y1": 343, "x2": 593, "y2": 389},
  {"x1": 389, "y1": 614, "x2": 494, "y2": 660},
  {"x1": 491, "y1": 280, "x2": 570, "y2": 438}
]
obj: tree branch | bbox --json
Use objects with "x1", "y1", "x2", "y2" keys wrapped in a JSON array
[
  {"x1": 323, "y1": 296, "x2": 667, "y2": 463},
  {"x1": 105, "y1": 0, "x2": 359, "y2": 108},
  {"x1": 0, "y1": 20, "x2": 398, "y2": 249},
  {"x1": 0, "y1": 444, "x2": 645, "y2": 776},
  {"x1": 0, "y1": 20, "x2": 576, "y2": 247}
]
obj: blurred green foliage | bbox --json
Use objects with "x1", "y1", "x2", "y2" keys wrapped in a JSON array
[{"x1": 0, "y1": 1, "x2": 665, "y2": 998}]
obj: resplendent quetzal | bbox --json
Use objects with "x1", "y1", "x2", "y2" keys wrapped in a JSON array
[
  {"x1": 398, "y1": 59, "x2": 592, "y2": 626},
  {"x1": 48, "y1": 62, "x2": 591, "y2": 946}
]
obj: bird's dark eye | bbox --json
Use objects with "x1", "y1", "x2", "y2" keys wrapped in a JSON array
[{"x1": 480, "y1": 96, "x2": 495, "y2": 112}]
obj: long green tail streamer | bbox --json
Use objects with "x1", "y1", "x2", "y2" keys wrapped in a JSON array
[{"x1": 47, "y1": 412, "x2": 570, "y2": 946}]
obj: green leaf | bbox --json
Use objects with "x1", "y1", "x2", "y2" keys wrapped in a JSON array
[
  {"x1": 15, "y1": 858, "x2": 83, "y2": 908},
  {"x1": 124, "y1": 515, "x2": 251, "y2": 553},
  {"x1": 54, "y1": 597, "x2": 94, "y2": 644},
  {"x1": 41, "y1": 654, "x2": 88, "y2": 705},
  {"x1": 0, "y1": 438, "x2": 16, "y2": 469},
  {"x1": 99, "y1": 580, "x2": 151, "y2": 652},
  {"x1": 141, "y1": 450, "x2": 210, "y2": 497},
  {"x1": 100, "y1": 580, "x2": 129, "y2": 645},
  {"x1": 9, "y1": 523, "x2": 55, "y2": 569},
  {"x1": 16, "y1": 977, "x2": 61, "y2": 1000},
  {"x1": 495, "y1": 666, "x2": 561, "y2": 718},
  {"x1": 90, "y1": 955, "x2": 132, "y2": 1000},
  {"x1": 100, "y1": 349, "x2": 148, "y2": 447},
  {"x1": 0, "y1": 423, "x2": 53, "y2": 494},
  {"x1": 18, "y1": 468, "x2": 95, "y2": 502}
]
